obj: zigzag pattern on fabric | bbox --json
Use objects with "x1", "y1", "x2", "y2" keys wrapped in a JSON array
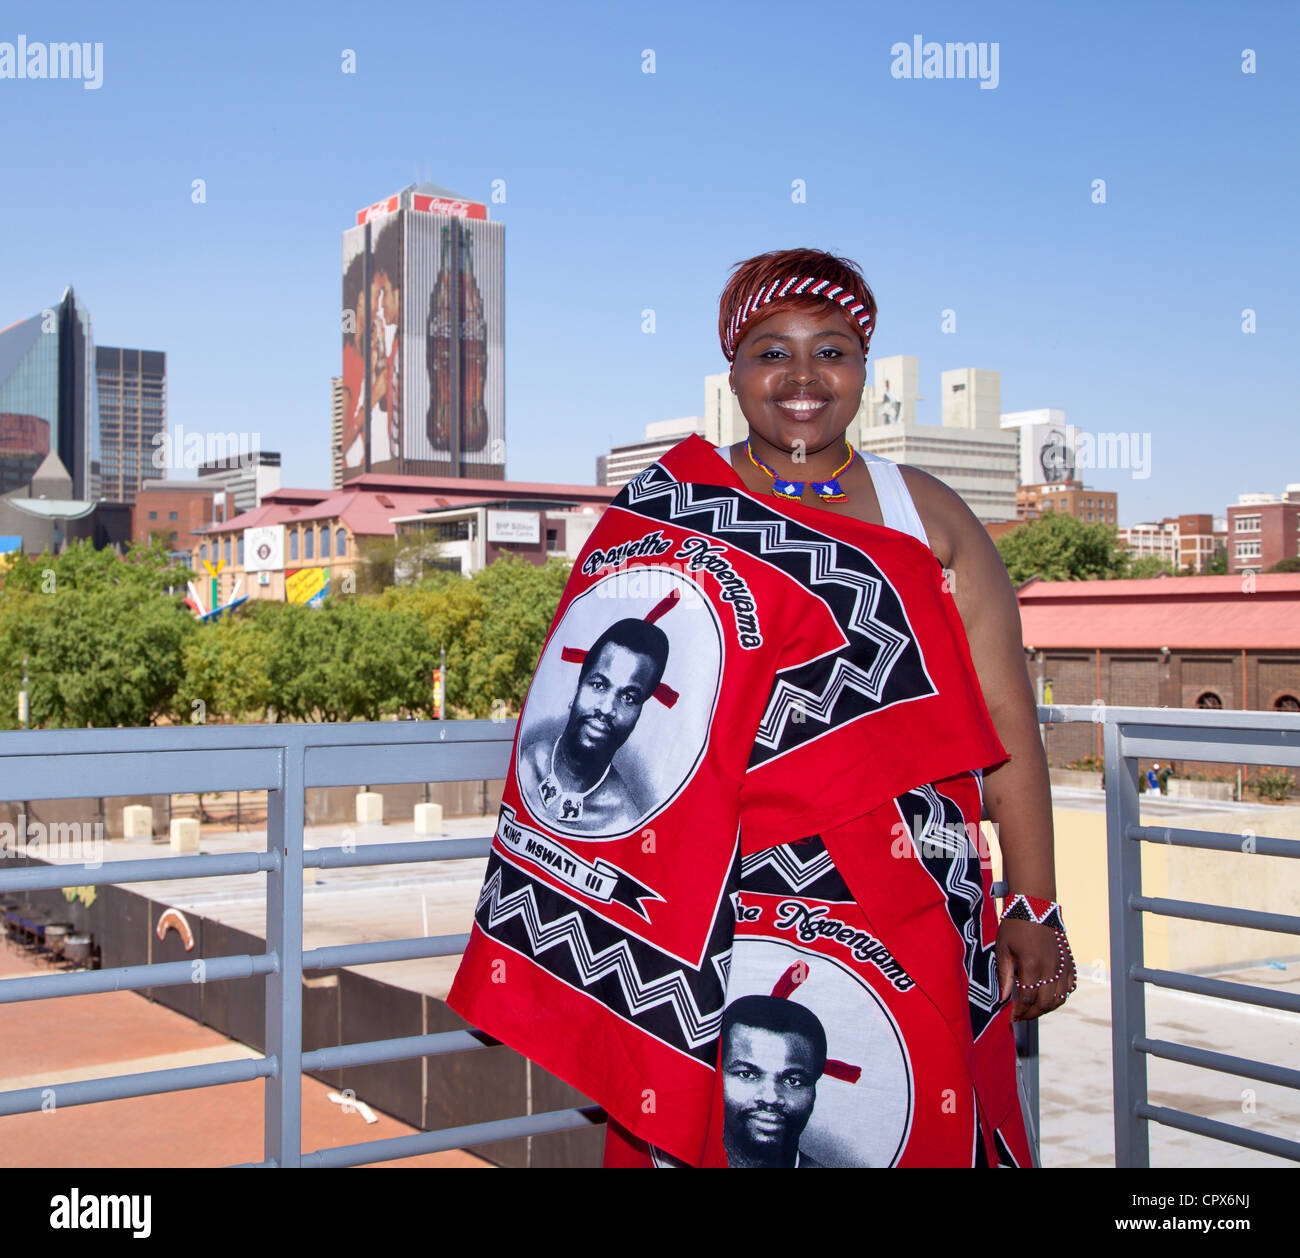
[
  {"x1": 895, "y1": 781, "x2": 1002, "y2": 1036},
  {"x1": 739, "y1": 835, "x2": 854, "y2": 903},
  {"x1": 619, "y1": 463, "x2": 936, "y2": 767},
  {"x1": 474, "y1": 851, "x2": 736, "y2": 1058}
]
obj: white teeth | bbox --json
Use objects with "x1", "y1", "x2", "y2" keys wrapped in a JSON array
[{"x1": 777, "y1": 400, "x2": 825, "y2": 410}]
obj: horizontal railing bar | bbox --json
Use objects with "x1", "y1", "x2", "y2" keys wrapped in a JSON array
[
  {"x1": 0, "y1": 849, "x2": 274, "y2": 894},
  {"x1": 1136, "y1": 1037, "x2": 1300, "y2": 1091},
  {"x1": 0, "y1": 951, "x2": 276, "y2": 1004},
  {"x1": 1039, "y1": 704, "x2": 1300, "y2": 730},
  {"x1": 1136, "y1": 1102, "x2": 1300, "y2": 1162},
  {"x1": 300, "y1": 1105, "x2": 606, "y2": 1169},
  {"x1": 0, "y1": 748, "x2": 283, "y2": 802},
  {"x1": 1129, "y1": 824, "x2": 1300, "y2": 860},
  {"x1": 1131, "y1": 895, "x2": 1300, "y2": 936},
  {"x1": 306, "y1": 742, "x2": 510, "y2": 787},
  {"x1": 302, "y1": 1029, "x2": 499, "y2": 1072},
  {"x1": 303, "y1": 934, "x2": 469, "y2": 971},
  {"x1": 0, "y1": 718, "x2": 517, "y2": 754},
  {"x1": 1133, "y1": 966, "x2": 1300, "y2": 1014},
  {"x1": 1119, "y1": 732, "x2": 1300, "y2": 768},
  {"x1": 0, "y1": 1055, "x2": 274, "y2": 1117},
  {"x1": 307, "y1": 838, "x2": 491, "y2": 869}
]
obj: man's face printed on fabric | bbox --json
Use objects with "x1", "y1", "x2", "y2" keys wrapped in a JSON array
[
  {"x1": 721, "y1": 1022, "x2": 821, "y2": 1165},
  {"x1": 563, "y1": 642, "x2": 657, "y2": 768}
]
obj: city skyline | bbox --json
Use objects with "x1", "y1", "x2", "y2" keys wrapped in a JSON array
[{"x1": 2, "y1": 1, "x2": 1295, "y2": 527}]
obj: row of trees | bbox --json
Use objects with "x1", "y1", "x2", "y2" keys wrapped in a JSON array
[
  {"x1": 0, "y1": 539, "x2": 571, "y2": 729},
  {"x1": 0, "y1": 511, "x2": 1284, "y2": 729}
]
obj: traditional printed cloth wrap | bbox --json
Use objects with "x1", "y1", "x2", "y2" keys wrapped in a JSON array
[{"x1": 447, "y1": 433, "x2": 1031, "y2": 1167}]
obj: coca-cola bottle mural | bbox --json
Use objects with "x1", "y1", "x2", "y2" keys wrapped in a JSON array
[
  {"x1": 426, "y1": 225, "x2": 456, "y2": 451},
  {"x1": 425, "y1": 220, "x2": 490, "y2": 459},
  {"x1": 458, "y1": 221, "x2": 490, "y2": 454}
]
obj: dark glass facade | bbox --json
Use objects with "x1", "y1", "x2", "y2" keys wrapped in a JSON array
[
  {"x1": 0, "y1": 287, "x2": 99, "y2": 499},
  {"x1": 97, "y1": 346, "x2": 166, "y2": 504}
]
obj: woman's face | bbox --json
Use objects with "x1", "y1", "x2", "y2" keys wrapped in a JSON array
[{"x1": 729, "y1": 306, "x2": 866, "y2": 459}]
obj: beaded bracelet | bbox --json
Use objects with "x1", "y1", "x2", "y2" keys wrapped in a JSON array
[{"x1": 999, "y1": 894, "x2": 1079, "y2": 997}]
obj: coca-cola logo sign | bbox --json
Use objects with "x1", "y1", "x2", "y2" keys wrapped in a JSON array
[
  {"x1": 356, "y1": 195, "x2": 400, "y2": 225},
  {"x1": 412, "y1": 194, "x2": 488, "y2": 220}
]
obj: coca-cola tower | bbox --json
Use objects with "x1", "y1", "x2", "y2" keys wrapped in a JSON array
[{"x1": 341, "y1": 181, "x2": 504, "y2": 481}]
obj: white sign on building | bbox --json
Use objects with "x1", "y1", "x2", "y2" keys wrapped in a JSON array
[
  {"x1": 487, "y1": 510, "x2": 539, "y2": 544},
  {"x1": 243, "y1": 524, "x2": 285, "y2": 572}
]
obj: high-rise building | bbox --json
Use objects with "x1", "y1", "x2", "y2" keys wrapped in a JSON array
[
  {"x1": 96, "y1": 346, "x2": 166, "y2": 504},
  {"x1": 0, "y1": 287, "x2": 99, "y2": 500},
  {"x1": 852, "y1": 357, "x2": 1018, "y2": 522},
  {"x1": 197, "y1": 450, "x2": 282, "y2": 515},
  {"x1": 341, "y1": 183, "x2": 504, "y2": 482},
  {"x1": 598, "y1": 417, "x2": 704, "y2": 487},
  {"x1": 330, "y1": 375, "x2": 343, "y2": 490}
]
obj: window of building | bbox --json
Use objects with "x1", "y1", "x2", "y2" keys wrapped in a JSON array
[
  {"x1": 148, "y1": 511, "x2": 157, "y2": 520},
  {"x1": 169, "y1": 511, "x2": 178, "y2": 521},
  {"x1": 237, "y1": 535, "x2": 244, "y2": 566},
  {"x1": 321, "y1": 528, "x2": 330, "y2": 558},
  {"x1": 1235, "y1": 540, "x2": 1261, "y2": 559},
  {"x1": 305, "y1": 528, "x2": 315, "y2": 560},
  {"x1": 546, "y1": 528, "x2": 558, "y2": 552},
  {"x1": 223, "y1": 537, "x2": 231, "y2": 564},
  {"x1": 1235, "y1": 515, "x2": 1261, "y2": 532},
  {"x1": 290, "y1": 530, "x2": 299, "y2": 561},
  {"x1": 200, "y1": 544, "x2": 208, "y2": 563},
  {"x1": 1275, "y1": 694, "x2": 1300, "y2": 712},
  {"x1": 336, "y1": 528, "x2": 346, "y2": 556},
  {"x1": 1196, "y1": 691, "x2": 1223, "y2": 709}
]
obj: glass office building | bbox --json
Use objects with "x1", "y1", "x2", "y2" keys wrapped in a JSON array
[
  {"x1": 97, "y1": 346, "x2": 166, "y2": 504},
  {"x1": 0, "y1": 287, "x2": 100, "y2": 500}
]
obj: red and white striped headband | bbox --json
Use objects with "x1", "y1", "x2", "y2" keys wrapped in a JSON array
[{"x1": 723, "y1": 275, "x2": 875, "y2": 362}]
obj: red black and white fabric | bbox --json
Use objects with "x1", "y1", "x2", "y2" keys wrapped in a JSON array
[{"x1": 447, "y1": 433, "x2": 1031, "y2": 1167}]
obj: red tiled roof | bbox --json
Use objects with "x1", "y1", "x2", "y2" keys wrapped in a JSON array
[
  {"x1": 1017, "y1": 574, "x2": 1300, "y2": 650},
  {"x1": 197, "y1": 478, "x2": 614, "y2": 539}
]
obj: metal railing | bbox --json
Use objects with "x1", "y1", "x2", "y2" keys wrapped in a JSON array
[
  {"x1": 1042, "y1": 703, "x2": 1300, "y2": 1167},
  {"x1": 0, "y1": 705, "x2": 1296, "y2": 1167}
]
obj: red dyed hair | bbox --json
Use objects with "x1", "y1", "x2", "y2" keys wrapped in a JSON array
[{"x1": 718, "y1": 247, "x2": 877, "y2": 362}]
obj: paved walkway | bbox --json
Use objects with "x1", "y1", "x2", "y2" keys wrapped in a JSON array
[
  {"x1": 1039, "y1": 964, "x2": 1300, "y2": 1167},
  {"x1": 0, "y1": 944, "x2": 488, "y2": 1168}
]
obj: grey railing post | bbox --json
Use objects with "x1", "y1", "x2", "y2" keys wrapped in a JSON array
[
  {"x1": 1104, "y1": 717, "x2": 1149, "y2": 1167},
  {"x1": 265, "y1": 737, "x2": 305, "y2": 1167}
]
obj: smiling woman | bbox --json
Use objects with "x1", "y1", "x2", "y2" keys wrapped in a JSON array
[{"x1": 447, "y1": 247, "x2": 1072, "y2": 1168}]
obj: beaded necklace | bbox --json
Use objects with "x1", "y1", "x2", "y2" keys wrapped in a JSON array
[{"x1": 744, "y1": 439, "x2": 858, "y2": 502}]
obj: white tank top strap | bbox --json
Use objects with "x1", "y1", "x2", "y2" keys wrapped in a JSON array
[{"x1": 856, "y1": 449, "x2": 931, "y2": 551}]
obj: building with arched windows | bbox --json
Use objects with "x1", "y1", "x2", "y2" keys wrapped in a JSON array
[
  {"x1": 191, "y1": 471, "x2": 614, "y2": 608},
  {"x1": 1016, "y1": 573, "x2": 1300, "y2": 775}
]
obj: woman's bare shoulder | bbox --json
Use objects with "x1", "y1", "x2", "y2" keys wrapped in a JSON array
[{"x1": 895, "y1": 465, "x2": 964, "y2": 568}]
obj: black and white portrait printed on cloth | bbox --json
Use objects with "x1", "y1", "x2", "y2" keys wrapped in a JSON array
[{"x1": 515, "y1": 565, "x2": 723, "y2": 840}]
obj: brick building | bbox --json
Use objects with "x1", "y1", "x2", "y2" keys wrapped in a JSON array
[
  {"x1": 132, "y1": 480, "x2": 236, "y2": 555},
  {"x1": 1017, "y1": 480, "x2": 1117, "y2": 526},
  {"x1": 1118, "y1": 514, "x2": 1227, "y2": 575},
  {"x1": 1226, "y1": 490, "x2": 1300, "y2": 574},
  {"x1": 1016, "y1": 574, "x2": 1300, "y2": 771}
]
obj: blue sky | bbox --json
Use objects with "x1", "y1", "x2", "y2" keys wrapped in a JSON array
[{"x1": 2, "y1": 0, "x2": 1295, "y2": 524}]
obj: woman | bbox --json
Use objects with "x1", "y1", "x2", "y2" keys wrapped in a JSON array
[{"x1": 447, "y1": 248, "x2": 1074, "y2": 1167}]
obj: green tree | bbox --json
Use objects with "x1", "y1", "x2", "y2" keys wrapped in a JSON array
[
  {"x1": 1, "y1": 536, "x2": 193, "y2": 599},
  {"x1": 996, "y1": 513, "x2": 1130, "y2": 583},
  {"x1": 180, "y1": 612, "x2": 274, "y2": 723},
  {"x1": 1267, "y1": 556, "x2": 1300, "y2": 573},
  {"x1": 1125, "y1": 554, "x2": 1175, "y2": 580},
  {"x1": 21, "y1": 584, "x2": 195, "y2": 728}
]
